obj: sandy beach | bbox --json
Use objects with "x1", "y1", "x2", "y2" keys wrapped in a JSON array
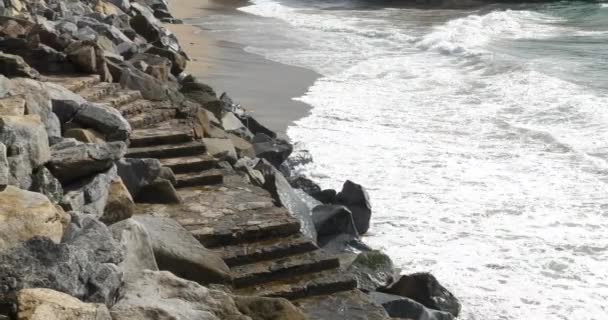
[{"x1": 166, "y1": 0, "x2": 319, "y2": 138}]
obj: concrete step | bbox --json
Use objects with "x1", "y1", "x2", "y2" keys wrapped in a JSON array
[
  {"x1": 160, "y1": 155, "x2": 217, "y2": 174},
  {"x1": 126, "y1": 141, "x2": 206, "y2": 159},
  {"x1": 117, "y1": 99, "x2": 156, "y2": 117},
  {"x1": 99, "y1": 90, "x2": 142, "y2": 108},
  {"x1": 234, "y1": 269, "x2": 358, "y2": 300},
  {"x1": 174, "y1": 169, "x2": 223, "y2": 188},
  {"x1": 231, "y1": 250, "x2": 341, "y2": 288},
  {"x1": 128, "y1": 109, "x2": 177, "y2": 129},
  {"x1": 215, "y1": 235, "x2": 318, "y2": 267},
  {"x1": 78, "y1": 83, "x2": 121, "y2": 102},
  {"x1": 42, "y1": 74, "x2": 101, "y2": 92},
  {"x1": 130, "y1": 127, "x2": 193, "y2": 148}
]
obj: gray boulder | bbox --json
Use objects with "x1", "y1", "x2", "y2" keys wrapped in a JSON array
[
  {"x1": 53, "y1": 100, "x2": 131, "y2": 142},
  {"x1": 133, "y1": 215, "x2": 231, "y2": 285},
  {"x1": 30, "y1": 166, "x2": 63, "y2": 203},
  {"x1": 61, "y1": 165, "x2": 117, "y2": 217},
  {"x1": 378, "y1": 273, "x2": 461, "y2": 318},
  {"x1": 110, "y1": 219, "x2": 158, "y2": 279},
  {"x1": 312, "y1": 204, "x2": 359, "y2": 249},
  {"x1": 0, "y1": 53, "x2": 40, "y2": 79},
  {"x1": 202, "y1": 137, "x2": 237, "y2": 164},
  {"x1": 145, "y1": 46, "x2": 186, "y2": 75},
  {"x1": 221, "y1": 111, "x2": 253, "y2": 140},
  {"x1": 118, "y1": 65, "x2": 170, "y2": 101},
  {"x1": 347, "y1": 250, "x2": 396, "y2": 292},
  {"x1": 47, "y1": 140, "x2": 126, "y2": 184},
  {"x1": 115, "y1": 157, "x2": 161, "y2": 198},
  {"x1": 252, "y1": 133, "x2": 293, "y2": 168},
  {"x1": 369, "y1": 292, "x2": 454, "y2": 320},
  {"x1": 135, "y1": 178, "x2": 181, "y2": 204},
  {"x1": 336, "y1": 180, "x2": 372, "y2": 234}
]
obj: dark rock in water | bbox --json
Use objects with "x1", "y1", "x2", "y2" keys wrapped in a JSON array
[
  {"x1": 253, "y1": 133, "x2": 293, "y2": 168},
  {"x1": 115, "y1": 158, "x2": 161, "y2": 198},
  {"x1": 30, "y1": 166, "x2": 63, "y2": 203},
  {"x1": 0, "y1": 53, "x2": 40, "y2": 79},
  {"x1": 347, "y1": 250, "x2": 396, "y2": 292},
  {"x1": 369, "y1": 292, "x2": 454, "y2": 320},
  {"x1": 336, "y1": 180, "x2": 372, "y2": 234},
  {"x1": 312, "y1": 204, "x2": 359, "y2": 247},
  {"x1": 311, "y1": 189, "x2": 336, "y2": 204},
  {"x1": 133, "y1": 215, "x2": 231, "y2": 285},
  {"x1": 289, "y1": 175, "x2": 321, "y2": 195},
  {"x1": 378, "y1": 273, "x2": 461, "y2": 317}
]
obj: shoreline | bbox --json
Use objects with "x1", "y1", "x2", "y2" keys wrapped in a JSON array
[{"x1": 166, "y1": 0, "x2": 320, "y2": 138}]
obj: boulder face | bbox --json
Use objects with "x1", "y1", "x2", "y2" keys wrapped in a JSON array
[
  {"x1": 252, "y1": 133, "x2": 293, "y2": 168},
  {"x1": 110, "y1": 270, "x2": 249, "y2": 320},
  {"x1": 132, "y1": 215, "x2": 231, "y2": 285},
  {"x1": 335, "y1": 180, "x2": 372, "y2": 234},
  {"x1": 378, "y1": 273, "x2": 461, "y2": 318},
  {"x1": 202, "y1": 137, "x2": 238, "y2": 164},
  {"x1": 17, "y1": 288, "x2": 112, "y2": 320},
  {"x1": 369, "y1": 292, "x2": 454, "y2": 320},
  {"x1": 115, "y1": 158, "x2": 162, "y2": 198},
  {"x1": 346, "y1": 250, "x2": 396, "y2": 293},
  {"x1": 233, "y1": 296, "x2": 308, "y2": 320},
  {"x1": 61, "y1": 165, "x2": 118, "y2": 218},
  {"x1": 30, "y1": 166, "x2": 63, "y2": 204},
  {"x1": 100, "y1": 177, "x2": 134, "y2": 224},
  {"x1": 312, "y1": 204, "x2": 358, "y2": 248},
  {"x1": 52, "y1": 100, "x2": 131, "y2": 142},
  {"x1": 0, "y1": 186, "x2": 69, "y2": 252},
  {"x1": 0, "y1": 53, "x2": 39, "y2": 79},
  {"x1": 110, "y1": 219, "x2": 159, "y2": 278}
]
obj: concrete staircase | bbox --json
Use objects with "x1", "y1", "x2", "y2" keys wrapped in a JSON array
[{"x1": 47, "y1": 74, "x2": 357, "y2": 301}]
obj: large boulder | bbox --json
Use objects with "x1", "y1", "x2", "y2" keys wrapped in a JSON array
[
  {"x1": 378, "y1": 273, "x2": 460, "y2": 317},
  {"x1": 118, "y1": 65, "x2": 171, "y2": 101},
  {"x1": 335, "y1": 180, "x2": 372, "y2": 234},
  {"x1": 145, "y1": 46, "x2": 186, "y2": 75},
  {"x1": 369, "y1": 292, "x2": 454, "y2": 320},
  {"x1": 110, "y1": 270, "x2": 249, "y2": 320},
  {"x1": 129, "y1": 53, "x2": 171, "y2": 82},
  {"x1": 346, "y1": 250, "x2": 396, "y2": 292},
  {"x1": 222, "y1": 112, "x2": 253, "y2": 140},
  {"x1": 0, "y1": 186, "x2": 69, "y2": 252},
  {"x1": 30, "y1": 166, "x2": 63, "y2": 203},
  {"x1": 110, "y1": 219, "x2": 158, "y2": 278},
  {"x1": 0, "y1": 115, "x2": 50, "y2": 189},
  {"x1": 17, "y1": 288, "x2": 111, "y2": 320},
  {"x1": 115, "y1": 158, "x2": 161, "y2": 198},
  {"x1": 133, "y1": 215, "x2": 231, "y2": 285},
  {"x1": 294, "y1": 290, "x2": 390, "y2": 320},
  {"x1": 47, "y1": 140, "x2": 126, "y2": 184},
  {"x1": 61, "y1": 165, "x2": 117, "y2": 218},
  {"x1": 0, "y1": 53, "x2": 39, "y2": 79},
  {"x1": 134, "y1": 178, "x2": 181, "y2": 204},
  {"x1": 65, "y1": 41, "x2": 112, "y2": 82},
  {"x1": 233, "y1": 296, "x2": 307, "y2": 320},
  {"x1": 0, "y1": 95, "x2": 25, "y2": 116},
  {"x1": 52, "y1": 100, "x2": 131, "y2": 142},
  {"x1": 203, "y1": 137, "x2": 237, "y2": 164},
  {"x1": 288, "y1": 176, "x2": 321, "y2": 196},
  {"x1": 235, "y1": 113, "x2": 276, "y2": 139},
  {"x1": 100, "y1": 177, "x2": 134, "y2": 224},
  {"x1": 311, "y1": 204, "x2": 361, "y2": 251},
  {"x1": 252, "y1": 133, "x2": 292, "y2": 168}
]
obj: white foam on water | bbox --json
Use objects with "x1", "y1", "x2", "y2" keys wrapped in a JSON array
[{"x1": 230, "y1": 1, "x2": 608, "y2": 318}]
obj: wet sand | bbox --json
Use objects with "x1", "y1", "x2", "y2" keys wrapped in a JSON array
[{"x1": 166, "y1": 0, "x2": 319, "y2": 138}]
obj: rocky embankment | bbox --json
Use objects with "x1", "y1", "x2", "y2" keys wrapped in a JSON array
[{"x1": 0, "y1": 0, "x2": 461, "y2": 319}]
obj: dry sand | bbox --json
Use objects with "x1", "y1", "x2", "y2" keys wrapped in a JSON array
[{"x1": 165, "y1": 0, "x2": 319, "y2": 137}]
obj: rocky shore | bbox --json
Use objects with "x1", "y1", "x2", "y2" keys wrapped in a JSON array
[{"x1": 0, "y1": 0, "x2": 461, "y2": 319}]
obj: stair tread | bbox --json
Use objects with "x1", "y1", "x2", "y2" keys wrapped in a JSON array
[
  {"x1": 126, "y1": 140, "x2": 206, "y2": 158},
  {"x1": 42, "y1": 74, "x2": 101, "y2": 92},
  {"x1": 117, "y1": 99, "x2": 156, "y2": 115},
  {"x1": 234, "y1": 269, "x2": 357, "y2": 299},
  {"x1": 232, "y1": 250, "x2": 340, "y2": 287},
  {"x1": 78, "y1": 83, "x2": 120, "y2": 101},
  {"x1": 214, "y1": 234, "x2": 318, "y2": 267},
  {"x1": 174, "y1": 169, "x2": 223, "y2": 188},
  {"x1": 99, "y1": 90, "x2": 142, "y2": 107},
  {"x1": 128, "y1": 109, "x2": 177, "y2": 129},
  {"x1": 130, "y1": 127, "x2": 193, "y2": 148},
  {"x1": 160, "y1": 155, "x2": 217, "y2": 167}
]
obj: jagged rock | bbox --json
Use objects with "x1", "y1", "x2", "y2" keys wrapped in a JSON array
[
  {"x1": 289, "y1": 176, "x2": 321, "y2": 196},
  {"x1": 312, "y1": 204, "x2": 359, "y2": 248},
  {"x1": 229, "y1": 133, "x2": 255, "y2": 159},
  {"x1": 52, "y1": 101, "x2": 132, "y2": 141},
  {"x1": 203, "y1": 138, "x2": 237, "y2": 164},
  {"x1": 109, "y1": 270, "x2": 248, "y2": 320},
  {"x1": 336, "y1": 180, "x2": 372, "y2": 234},
  {"x1": 252, "y1": 133, "x2": 293, "y2": 168},
  {"x1": 62, "y1": 165, "x2": 117, "y2": 217},
  {"x1": 233, "y1": 296, "x2": 307, "y2": 320},
  {"x1": 129, "y1": 53, "x2": 171, "y2": 81},
  {"x1": 30, "y1": 166, "x2": 63, "y2": 203},
  {"x1": 135, "y1": 177, "x2": 181, "y2": 204},
  {"x1": 0, "y1": 95, "x2": 25, "y2": 116},
  {"x1": 0, "y1": 143, "x2": 7, "y2": 186},
  {"x1": 0, "y1": 115, "x2": 50, "y2": 189},
  {"x1": 0, "y1": 186, "x2": 69, "y2": 252},
  {"x1": 100, "y1": 177, "x2": 134, "y2": 224},
  {"x1": 347, "y1": 250, "x2": 396, "y2": 292},
  {"x1": 110, "y1": 219, "x2": 158, "y2": 278},
  {"x1": 222, "y1": 111, "x2": 253, "y2": 140},
  {"x1": 17, "y1": 288, "x2": 112, "y2": 320},
  {"x1": 65, "y1": 41, "x2": 112, "y2": 82},
  {"x1": 0, "y1": 53, "x2": 39, "y2": 79},
  {"x1": 369, "y1": 292, "x2": 454, "y2": 320},
  {"x1": 145, "y1": 46, "x2": 185, "y2": 75},
  {"x1": 378, "y1": 273, "x2": 460, "y2": 317},
  {"x1": 115, "y1": 158, "x2": 161, "y2": 198},
  {"x1": 132, "y1": 215, "x2": 231, "y2": 285},
  {"x1": 118, "y1": 65, "x2": 170, "y2": 101},
  {"x1": 64, "y1": 128, "x2": 106, "y2": 144},
  {"x1": 47, "y1": 140, "x2": 125, "y2": 184},
  {"x1": 235, "y1": 113, "x2": 276, "y2": 139}
]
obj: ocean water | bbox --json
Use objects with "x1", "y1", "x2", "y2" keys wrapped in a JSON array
[{"x1": 194, "y1": 1, "x2": 608, "y2": 319}]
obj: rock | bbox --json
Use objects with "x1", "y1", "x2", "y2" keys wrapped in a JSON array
[
  {"x1": 369, "y1": 292, "x2": 454, "y2": 320},
  {"x1": 110, "y1": 270, "x2": 248, "y2": 320},
  {"x1": 47, "y1": 141, "x2": 126, "y2": 184},
  {"x1": 311, "y1": 189, "x2": 336, "y2": 204},
  {"x1": 336, "y1": 180, "x2": 372, "y2": 234},
  {"x1": 118, "y1": 65, "x2": 171, "y2": 101},
  {"x1": 17, "y1": 288, "x2": 112, "y2": 320},
  {"x1": 235, "y1": 113, "x2": 276, "y2": 139},
  {"x1": 378, "y1": 273, "x2": 461, "y2": 317},
  {"x1": 295, "y1": 290, "x2": 390, "y2": 320},
  {"x1": 289, "y1": 176, "x2": 321, "y2": 196},
  {"x1": 0, "y1": 53, "x2": 39, "y2": 79},
  {"x1": 0, "y1": 143, "x2": 7, "y2": 186},
  {"x1": 312, "y1": 204, "x2": 359, "y2": 248},
  {"x1": 52, "y1": 100, "x2": 131, "y2": 142},
  {"x1": 115, "y1": 158, "x2": 161, "y2": 198},
  {"x1": 203, "y1": 138, "x2": 238, "y2": 164},
  {"x1": 30, "y1": 166, "x2": 63, "y2": 203},
  {"x1": 229, "y1": 133, "x2": 255, "y2": 159},
  {"x1": 233, "y1": 296, "x2": 307, "y2": 320},
  {"x1": 0, "y1": 19, "x2": 29, "y2": 38},
  {"x1": 64, "y1": 128, "x2": 106, "y2": 144},
  {"x1": 145, "y1": 46, "x2": 186, "y2": 75},
  {"x1": 110, "y1": 219, "x2": 158, "y2": 278},
  {"x1": 0, "y1": 95, "x2": 25, "y2": 116},
  {"x1": 193, "y1": 107, "x2": 212, "y2": 138},
  {"x1": 65, "y1": 41, "x2": 97, "y2": 73},
  {"x1": 0, "y1": 186, "x2": 69, "y2": 252},
  {"x1": 134, "y1": 178, "x2": 180, "y2": 204},
  {"x1": 347, "y1": 250, "x2": 396, "y2": 292},
  {"x1": 94, "y1": 0, "x2": 123, "y2": 16},
  {"x1": 62, "y1": 165, "x2": 118, "y2": 217},
  {"x1": 133, "y1": 215, "x2": 231, "y2": 285},
  {"x1": 75, "y1": 26, "x2": 99, "y2": 42},
  {"x1": 222, "y1": 112, "x2": 253, "y2": 140},
  {"x1": 252, "y1": 133, "x2": 293, "y2": 168},
  {"x1": 0, "y1": 115, "x2": 50, "y2": 189},
  {"x1": 129, "y1": 53, "x2": 171, "y2": 81},
  {"x1": 100, "y1": 177, "x2": 134, "y2": 224}
]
